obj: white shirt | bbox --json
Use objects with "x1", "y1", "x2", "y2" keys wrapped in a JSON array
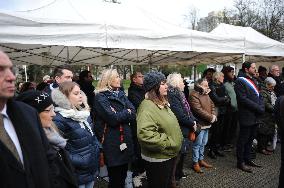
[{"x1": 1, "y1": 104, "x2": 24, "y2": 165}]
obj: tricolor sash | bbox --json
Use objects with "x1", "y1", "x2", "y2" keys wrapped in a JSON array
[{"x1": 239, "y1": 77, "x2": 259, "y2": 97}]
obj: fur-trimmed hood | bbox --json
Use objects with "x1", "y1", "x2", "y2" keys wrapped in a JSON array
[{"x1": 51, "y1": 88, "x2": 89, "y2": 110}]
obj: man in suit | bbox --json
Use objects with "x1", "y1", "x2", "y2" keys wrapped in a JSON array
[
  {"x1": 234, "y1": 61, "x2": 265, "y2": 173},
  {"x1": 0, "y1": 51, "x2": 51, "y2": 188}
]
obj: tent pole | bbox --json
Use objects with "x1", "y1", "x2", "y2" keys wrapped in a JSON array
[
  {"x1": 95, "y1": 65, "x2": 98, "y2": 80},
  {"x1": 130, "y1": 65, "x2": 133, "y2": 74},
  {"x1": 242, "y1": 54, "x2": 246, "y2": 63},
  {"x1": 193, "y1": 65, "x2": 197, "y2": 81},
  {"x1": 24, "y1": 65, "x2": 28, "y2": 82}
]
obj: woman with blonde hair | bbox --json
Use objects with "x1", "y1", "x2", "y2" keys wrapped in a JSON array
[
  {"x1": 93, "y1": 69, "x2": 135, "y2": 188},
  {"x1": 137, "y1": 71, "x2": 183, "y2": 188},
  {"x1": 51, "y1": 81, "x2": 100, "y2": 188}
]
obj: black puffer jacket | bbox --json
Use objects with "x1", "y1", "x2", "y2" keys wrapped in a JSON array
[
  {"x1": 209, "y1": 82, "x2": 230, "y2": 115},
  {"x1": 94, "y1": 89, "x2": 135, "y2": 167},
  {"x1": 167, "y1": 86, "x2": 196, "y2": 137},
  {"x1": 47, "y1": 147, "x2": 78, "y2": 188}
]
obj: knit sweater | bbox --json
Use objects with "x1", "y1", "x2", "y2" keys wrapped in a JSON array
[{"x1": 137, "y1": 99, "x2": 183, "y2": 160}]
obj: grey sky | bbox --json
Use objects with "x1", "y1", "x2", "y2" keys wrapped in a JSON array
[{"x1": 0, "y1": 0, "x2": 235, "y2": 27}]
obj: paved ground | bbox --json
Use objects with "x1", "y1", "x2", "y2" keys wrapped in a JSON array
[
  {"x1": 179, "y1": 145, "x2": 280, "y2": 188},
  {"x1": 96, "y1": 144, "x2": 281, "y2": 188}
]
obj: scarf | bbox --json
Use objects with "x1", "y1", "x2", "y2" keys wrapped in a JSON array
[
  {"x1": 44, "y1": 126, "x2": 67, "y2": 151},
  {"x1": 180, "y1": 91, "x2": 191, "y2": 116},
  {"x1": 270, "y1": 91, "x2": 277, "y2": 106},
  {"x1": 239, "y1": 77, "x2": 259, "y2": 97},
  {"x1": 55, "y1": 107, "x2": 94, "y2": 136}
]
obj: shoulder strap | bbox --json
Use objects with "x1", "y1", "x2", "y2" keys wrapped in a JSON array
[{"x1": 100, "y1": 124, "x2": 107, "y2": 144}]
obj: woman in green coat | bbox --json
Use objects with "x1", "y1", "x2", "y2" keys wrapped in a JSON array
[{"x1": 137, "y1": 71, "x2": 183, "y2": 188}]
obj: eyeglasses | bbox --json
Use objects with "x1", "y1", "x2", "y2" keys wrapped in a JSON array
[{"x1": 43, "y1": 106, "x2": 54, "y2": 113}]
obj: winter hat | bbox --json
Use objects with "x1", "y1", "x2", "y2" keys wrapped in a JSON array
[
  {"x1": 144, "y1": 71, "x2": 166, "y2": 92},
  {"x1": 16, "y1": 90, "x2": 53, "y2": 113}
]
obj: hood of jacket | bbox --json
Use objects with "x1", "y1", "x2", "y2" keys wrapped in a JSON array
[{"x1": 51, "y1": 88, "x2": 89, "y2": 110}]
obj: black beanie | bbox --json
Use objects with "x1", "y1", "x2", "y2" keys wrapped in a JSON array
[
  {"x1": 144, "y1": 71, "x2": 166, "y2": 92},
  {"x1": 16, "y1": 90, "x2": 53, "y2": 113}
]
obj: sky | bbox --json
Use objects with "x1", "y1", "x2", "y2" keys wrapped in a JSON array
[
  {"x1": 124, "y1": 0, "x2": 235, "y2": 24},
  {"x1": 0, "y1": 0, "x2": 235, "y2": 27}
]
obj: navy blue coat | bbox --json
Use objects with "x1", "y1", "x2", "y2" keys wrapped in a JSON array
[
  {"x1": 167, "y1": 86, "x2": 196, "y2": 138},
  {"x1": 53, "y1": 114, "x2": 99, "y2": 185},
  {"x1": 94, "y1": 90, "x2": 135, "y2": 167},
  {"x1": 234, "y1": 76, "x2": 265, "y2": 126}
]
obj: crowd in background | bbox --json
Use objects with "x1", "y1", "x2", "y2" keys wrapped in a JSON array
[{"x1": 1, "y1": 49, "x2": 284, "y2": 188}]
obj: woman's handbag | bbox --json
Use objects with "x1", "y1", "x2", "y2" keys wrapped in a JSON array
[{"x1": 188, "y1": 131, "x2": 196, "y2": 142}]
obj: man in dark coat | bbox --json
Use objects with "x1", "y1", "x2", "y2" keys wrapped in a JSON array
[
  {"x1": 128, "y1": 72, "x2": 145, "y2": 109},
  {"x1": 268, "y1": 65, "x2": 284, "y2": 97},
  {"x1": 275, "y1": 95, "x2": 284, "y2": 188},
  {"x1": 234, "y1": 61, "x2": 265, "y2": 173},
  {"x1": 43, "y1": 65, "x2": 73, "y2": 95},
  {"x1": 0, "y1": 51, "x2": 51, "y2": 188},
  {"x1": 127, "y1": 72, "x2": 146, "y2": 180},
  {"x1": 77, "y1": 70, "x2": 95, "y2": 116}
]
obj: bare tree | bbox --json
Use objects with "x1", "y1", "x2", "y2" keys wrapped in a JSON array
[
  {"x1": 183, "y1": 7, "x2": 199, "y2": 30},
  {"x1": 234, "y1": 0, "x2": 260, "y2": 27},
  {"x1": 233, "y1": 0, "x2": 284, "y2": 41},
  {"x1": 258, "y1": 0, "x2": 284, "y2": 40}
]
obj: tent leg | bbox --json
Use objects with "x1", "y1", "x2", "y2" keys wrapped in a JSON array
[
  {"x1": 130, "y1": 65, "x2": 133, "y2": 74},
  {"x1": 24, "y1": 65, "x2": 28, "y2": 82},
  {"x1": 193, "y1": 65, "x2": 197, "y2": 81},
  {"x1": 242, "y1": 54, "x2": 246, "y2": 63}
]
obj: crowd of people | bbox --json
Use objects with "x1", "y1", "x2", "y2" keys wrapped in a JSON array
[{"x1": 0, "y1": 49, "x2": 284, "y2": 188}]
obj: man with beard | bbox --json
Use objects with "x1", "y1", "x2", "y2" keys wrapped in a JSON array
[{"x1": 234, "y1": 61, "x2": 265, "y2": 173}]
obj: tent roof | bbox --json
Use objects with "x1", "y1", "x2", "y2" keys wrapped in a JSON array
[
  {"x1": 0, "y1": 0, "x2": 245, "y2": 66},
  {"x1": 0, "y1": 1, "x2": 283, "y2": 66},
  {"x1": 211, "y1": 23, "x2": 284, "y2": 57}
]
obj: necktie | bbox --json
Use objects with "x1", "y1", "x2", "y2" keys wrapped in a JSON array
[{"x1": 0, "y1": 114, "x2": 21, "y2": 162}]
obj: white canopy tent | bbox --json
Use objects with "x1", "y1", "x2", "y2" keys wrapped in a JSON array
[
  {"x1": 209, "y1": 23, "x2": 284, "y2": 65},
  {"x1": 175, "y1": 23, "x2": 284, "y2": 66},
  {"x1": 0, "y1": 0, "x2": 245, "y2": 66}
]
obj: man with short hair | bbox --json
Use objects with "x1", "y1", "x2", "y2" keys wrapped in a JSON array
[
  {"x1": 128, "y1": 72, "x2": 146, "y2": 186},
  {"x1": 128, "y1": 72, "x2": 144, "y2": 109},
  {"x1": 0, "y1": 51, "x2": 50, "y2": 188},
  {"x1": 44, "y1": 65, "x2": 73, "y2": 94},
  {"x1": 202, "y1": 68, "x2": 216, "y2": 84},
  {"x1": 77, "y1": 70, "x2": 95, "y2": 115},
  {"x1": 268, "y1": 65, "x2": 284, "y2": 96},
  {"x1": 234, "y1": 61, "x2": 265, "y2": 173}
]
